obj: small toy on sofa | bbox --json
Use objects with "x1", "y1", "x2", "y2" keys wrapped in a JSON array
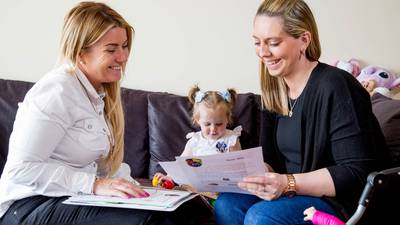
[
  {"x1": 152, "y1": 175, "x2": 175, "y2": 189},
  {"x1": 333, "y1": 58, "x2": 361, "y2": 77},
  {"x1": 356, "y1": 65, "x2": 400, "y2": 97},
  {"x1": 303, "y1": 206, "x2": 345, "y2": 225}
]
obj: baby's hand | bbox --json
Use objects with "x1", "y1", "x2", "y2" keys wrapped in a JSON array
[
  {"x1": 303, "y1": 206, "x2": 316, "y2": 221},
  {"x1": 152, "y1": 173, "x2": 165, "y2": 186},
  {"x1": 303, "y1": 206, "x2": 345, "y2": 225},
  {"x1": 152, "y1": 173, "x2": 175, "y2": 189}
]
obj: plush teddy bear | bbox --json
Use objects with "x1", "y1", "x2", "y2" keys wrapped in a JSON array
[
  {"x1": 333, "y1": 58, "x2": 361, "y2": 77},
  {"x1": 356, "y1": 65, "x2": 400, "y2": 97}
]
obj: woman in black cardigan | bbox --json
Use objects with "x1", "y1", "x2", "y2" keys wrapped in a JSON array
[{"x1": 215, "y1": 0, "x2": 388, "y2": 224}]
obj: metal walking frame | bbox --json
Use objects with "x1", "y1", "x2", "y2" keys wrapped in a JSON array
[{"x1": 346, "y1": 167, "x2": 400, "y2": 225}]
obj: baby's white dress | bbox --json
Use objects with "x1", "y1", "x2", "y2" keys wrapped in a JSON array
[{"x1": 185, "y1": 126, "x2": 242, "y2": 156}]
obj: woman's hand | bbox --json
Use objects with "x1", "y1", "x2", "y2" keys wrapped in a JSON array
[
  {"x1": 264, "y1": 162, "x2": 274, "y2": 172},
  {"x1": 238, "y1": 172, "x2": 287, "y2": 200},
  {"x1": 93, "y1": 177, "x2": 149, "y2": 198}
]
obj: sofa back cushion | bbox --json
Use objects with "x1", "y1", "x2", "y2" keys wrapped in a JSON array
[
  {"x1": 147, "y1": 92, "x2": 261, "y2": 178},
  {"x1": 371, "y1": 93, "x2": 400, "y2": 166},
  {"x1": 121, "y1": 88, "x2": 154, "y2": 178},
  {"x1": 0, "y1": 78, "x2": 152, "y2": 178},
  {"x1": 0, "y1": 79, "x2": 34, "y2": 174}
]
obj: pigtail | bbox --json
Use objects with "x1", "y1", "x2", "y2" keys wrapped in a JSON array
[
  {"x1": 188, "y1": 85, "x2": 201, "y2": 105},
  {"x1": 226, "y1": 88, "x2": 237, "y2": 109}
]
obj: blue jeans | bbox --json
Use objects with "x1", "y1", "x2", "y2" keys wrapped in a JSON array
[{"x1": 215, "y1": 193, "x2": 338, "y2": 225}]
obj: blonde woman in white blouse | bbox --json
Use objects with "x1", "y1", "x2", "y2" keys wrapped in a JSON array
[{"x1": 0, "y1": 2, "x2": 174, "y2": 225}]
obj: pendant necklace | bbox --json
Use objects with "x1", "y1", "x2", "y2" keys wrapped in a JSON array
[{"x1": 288, "y1": 97, "x2": 298, "y2": 117}]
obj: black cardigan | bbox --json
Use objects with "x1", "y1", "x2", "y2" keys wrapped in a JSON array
[{"x1": 260, "y1": 62, "x2": 389, "y2": 216}]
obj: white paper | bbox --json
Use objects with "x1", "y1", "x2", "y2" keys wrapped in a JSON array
[
  {"x1": 157, "y1": 161, "x2": 190, "y2": 184},
  {"x1": 63, "y1": 187, "x2": 197, "y2": 212},
  {"x1": 159, "y1": 146, "x2": 265, "y2": 194}
]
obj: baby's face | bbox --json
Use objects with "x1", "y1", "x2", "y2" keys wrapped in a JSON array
[{"x1": 197, "y1": 104, "x2": 229, "y2": 140}]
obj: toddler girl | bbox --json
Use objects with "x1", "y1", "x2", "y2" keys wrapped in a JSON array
[
  {"x1": 153, "y1": 85, "x2": 242, "y2": 186},
  {"x1": 182, "y1": 85, "x2": 242, "y2": 156}
]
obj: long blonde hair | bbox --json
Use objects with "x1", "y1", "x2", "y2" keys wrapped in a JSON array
[
  {"x1": 256, "y1": 0, "x2": 320, "y2": 114},
  {"x1": 60, "y1": 1, "x2": 134, "y2": 176}
]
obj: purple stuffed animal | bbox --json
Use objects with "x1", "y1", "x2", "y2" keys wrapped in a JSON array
[{"x1": 356, "y1": 66, "x2": 400, "y2": 96}]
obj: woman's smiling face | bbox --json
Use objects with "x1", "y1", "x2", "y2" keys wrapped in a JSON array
[
  {"x1": 253, "y1": 15, "x2": 304, "y2": 78},
  {"x1": 79, "y1": 26, "x2": 129, "y2": 91}
]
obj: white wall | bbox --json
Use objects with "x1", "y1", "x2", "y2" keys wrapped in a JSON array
[
  {"x1": 1, "y1": 0, "x2": 399, "y2": 95},
  {"x1": 310, "y1": 0, "x2": 400, "y2": 72}
]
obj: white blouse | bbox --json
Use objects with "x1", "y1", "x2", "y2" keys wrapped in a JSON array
[
  {"x1": 0, "y1": 62, "x2": 136, "y2": 217},
  {"x1": 185, "y1": 126, "x2": 242, "y2": 156}
]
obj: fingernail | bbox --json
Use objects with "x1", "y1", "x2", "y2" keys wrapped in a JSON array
[
  {"x1": 144, "y1": 191, "x2": 150, "y2": 197},
  {"x1": 127, "y1": 194, "x2": 135, "y2": 198}
]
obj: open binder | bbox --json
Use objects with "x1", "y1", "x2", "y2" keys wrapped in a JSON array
[{"x1": 63, "y1": 187, "x2": 197, "y2": 212}]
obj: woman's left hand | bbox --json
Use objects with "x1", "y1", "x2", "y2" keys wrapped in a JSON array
[
  {"x1": 238, "y1": 172, "x2": 287, "y2": 200},
  {"x1": 93, "y1": 177, "x2": 149, "y2": 198}
]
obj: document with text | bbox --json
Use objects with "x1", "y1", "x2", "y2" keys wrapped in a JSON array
[
  {"x1": 159, "y1": 146, "x2": 265, "y2": 194},
  {"x1": 63, "y1": 187, "x2": 197, "y2": 211}
]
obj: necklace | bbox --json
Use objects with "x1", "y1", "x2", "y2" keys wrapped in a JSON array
[{"x1": 288, "y1": 97, "x2": 298, "y2": 117}]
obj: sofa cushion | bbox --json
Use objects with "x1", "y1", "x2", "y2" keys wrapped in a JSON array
[
  {"x1": 147, "y1": 92, "x2": 193, "y2": 178},
  {"x1": 0, "y1": 79, "x2": 152, "y2": 178},
  {"x1": 232, "y1": 93, "x2": 262, "y2": 150},
  {"x1": 121, "y1": 88, "x2": 154, "y2": 178},
  {"x1": 147, "y1": 92, "x2": 261, "y2": 178},
  {"x1": 0, "y1": 79, "x2": 34, "y2": 174},
  {"x1": 371, "y1": 93, "x2": 400, "y2": 166}
]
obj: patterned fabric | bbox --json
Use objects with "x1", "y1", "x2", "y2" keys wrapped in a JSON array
[{"x1": 185, "y1": 126, "x2": 242, "y2": 156}]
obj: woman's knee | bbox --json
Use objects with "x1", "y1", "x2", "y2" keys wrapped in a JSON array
[
  {"x1": 215, "y1": 193, "x2": 259, "y2": 214},
  {"x1": 215, "y1": 193, "x2": 259, "y2": 225},
  {"x1": 214, "y1": 193, "x2": 236, "y2": 215},
  {"x1": 243, "y1": 197, "x2": 325, "y2": 225},
  {"x1": 244, "y1": 202, "x2": 277, "y2": 225}
]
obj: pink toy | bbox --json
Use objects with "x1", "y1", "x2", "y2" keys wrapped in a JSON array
[
  {"x1": 304, "y1": 207, "x2": 345, "y2": 225},
  {"x1": 334, "y1": 58, "x2": 361, "y2": 77}
]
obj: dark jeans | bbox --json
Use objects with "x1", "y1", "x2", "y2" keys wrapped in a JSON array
[
  {"x1": 0, "y1": 196, "x2": 176, "y2": 225},
  {"x1": 215, "y1": 193, "x2": 338, "y2": 225}
]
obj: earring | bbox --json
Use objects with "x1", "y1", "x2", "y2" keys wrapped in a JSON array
[{"x1": 299, "y1": 49, "x2": 304, "y2": 60}]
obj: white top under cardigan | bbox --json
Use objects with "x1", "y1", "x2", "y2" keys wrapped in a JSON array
[
  {"x1": 185, "y1": 126, "x2": 242, "y2": 156},
  {"x1": 0, "y1": 62, "x2": 137, "y2": 217}
]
